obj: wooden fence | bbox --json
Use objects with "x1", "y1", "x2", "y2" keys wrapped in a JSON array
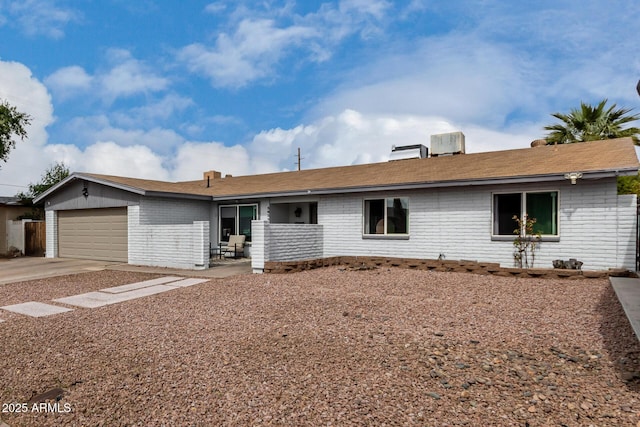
[{"x1": 25, "y1": 221, "x2": 46, "y2": 256}]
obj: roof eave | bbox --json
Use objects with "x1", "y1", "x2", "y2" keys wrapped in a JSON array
[
  {"x1": 34, "y1": 173, "x2": 148, "y2": 204},
  {"x1": 211, "y1": 168, "x2": 636, "y2": 201},
  {"x1": 144, "y1": 191, "x2": 211, "y2": 201}
]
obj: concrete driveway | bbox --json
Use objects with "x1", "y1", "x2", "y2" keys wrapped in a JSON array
[
  {"x1": 0, "y1": 257, "x2": 119, "y2": 285},
  {"x1": 0, "y1": 257, "x2": 253, "y2": 286}
]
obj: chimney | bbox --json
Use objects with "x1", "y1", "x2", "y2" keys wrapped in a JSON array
[
  {"x1": 203, "y1": 170, "x2": 222, "y2": 188},
  {"x1": 530, "y1": 139, "x2": 547, "y2": 147}
]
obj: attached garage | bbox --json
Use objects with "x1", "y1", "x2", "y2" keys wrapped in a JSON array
[
  {"x1": 57, "y1": 208, "x2": 128, "y2": 262},
  {"x1": 37, "y1": 173, "x2": 212, "y2": 269}
]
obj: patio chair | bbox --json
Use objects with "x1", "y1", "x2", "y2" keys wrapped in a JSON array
[{"x1": 222, "y1": 234, "x2": 246, "y2": 258}]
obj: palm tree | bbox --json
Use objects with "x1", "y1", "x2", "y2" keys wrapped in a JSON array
[{"x1": 544, "y1": 99, "x2": 640, "y2": 145}]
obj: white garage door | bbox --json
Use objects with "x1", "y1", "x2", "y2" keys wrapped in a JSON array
[{"x1": 58, "y1": 208, "x2": 128, "y2": 262}]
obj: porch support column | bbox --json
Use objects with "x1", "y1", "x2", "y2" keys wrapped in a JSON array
[{"x1": 251, "y1": 220, "x2": 268, "y2": 273}]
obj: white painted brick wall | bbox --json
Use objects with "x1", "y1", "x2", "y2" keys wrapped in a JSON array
[
  {"x1": 251, "y1": 221, "x2": 323, "y2": 272},
  {"x1": 138, "y1": 197, "x2": 211, "y2": 225},
  {"x1": 616, "y1": 194, "x2": 636, "y2": 268},
  {"x1": 192, "y1": 221, "x2": 210, "y2": 268},
  {"x1": 251, "y1": 220, "x2": 267, "y2": 272},
  {"x1": 45, "y1": 210, "x2": 57, "y2": 258},
  {"x1": 317, "y1": 178, "x2": 637, "y2": 270},
  {"x1": 259, "y1": 200, "x2": 270, "y2": 221},
  {"x1": 128, "y1": 204, "x2": 211, "y2": 270},
  {"x1": 267, "y1": 224, "x2": 323, "y2": 261}
]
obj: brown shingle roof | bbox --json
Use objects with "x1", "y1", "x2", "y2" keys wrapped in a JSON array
[
  {"x1": 80, "y1": 138, "x2": 639, "y2": 199},
  {"x1": 79, "y1": 174, "x2": 209, "y2": 196}
]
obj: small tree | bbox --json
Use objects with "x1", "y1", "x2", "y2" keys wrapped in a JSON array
[
  {"x1": 617, "y1": 174, "x2": 640, "y2": 195},
  {"x1": 513, "y1": 215, "x2": 541, "y2": 269},
  {"x1": 0, "y1": 100, "x2": 32, "y2": 167},
  {"x1": 17, "y1": 162, "x2": 70, "y2": 219}
]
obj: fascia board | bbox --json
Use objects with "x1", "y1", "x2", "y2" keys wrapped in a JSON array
[
  {"x1": 211, "y1": 169, "x2": 635, "y2": 201},
  {"x1": 33, "y1": 174, "x2": 80, "y2": 203},
  {"x1": 144, "y1": 191, "x2": 212, "y2": 201},
  {"x1": 33, "y1": 173, "x2": 147, "y2": 203}
]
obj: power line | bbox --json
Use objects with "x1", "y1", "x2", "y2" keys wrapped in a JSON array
[{"x1": 0, "y1": 183, "x2": 28, "y2": 188}]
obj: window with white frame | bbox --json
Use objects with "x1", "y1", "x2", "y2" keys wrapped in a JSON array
[
  {"x1": 364, "y1": 197, "x2": 409, "y2": 235},
  {"x1": 219, "y1": 204, "x2": 258, "y2": 242},
  {"x1": 493, "y1": 191, "x2": 558, "y2": 236}
]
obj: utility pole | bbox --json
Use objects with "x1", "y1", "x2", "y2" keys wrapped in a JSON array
[{"x1": 295, "y1": 147, "x2": 304, "y2": 171}]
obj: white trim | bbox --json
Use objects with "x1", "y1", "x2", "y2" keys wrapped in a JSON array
[
  {"x1": 218, "y1": 203, "x2": 258, "y2": 243},
  {"x1": 34, "y1": 173, "x2": 210, "y2": 204},
  {"x1": 36, "y1": 167, "x2": 636, "y2": 205},
  {"x1": 362, "y1": 196, "x2": 410, "y2": 237},
  {"x1": 491, "y1": 190, "x2": 560, "y2": 238},
  {"x1": 211, "y1": 169, "x2": 634, "y2": 201}
]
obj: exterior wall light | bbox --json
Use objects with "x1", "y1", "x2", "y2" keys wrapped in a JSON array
[{"x1": 564, "y1": 172, "x2": 583, "y2": 184}]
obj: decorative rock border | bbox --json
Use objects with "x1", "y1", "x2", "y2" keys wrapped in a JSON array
[{"x1": 264, "y1": 256, "x2": 637, "y2": 279}]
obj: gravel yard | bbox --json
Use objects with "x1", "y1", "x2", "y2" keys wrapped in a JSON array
[{"x1": 0, "y1": 267, "x2": 639, "y2": 426}]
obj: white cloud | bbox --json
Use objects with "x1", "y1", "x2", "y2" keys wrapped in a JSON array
[
  {"x1": 2, "y1": 0, "x2": 79, "y2": 39},
  {"x1": 252, "y1": 110, "x2": 454, "y2": 171},
  {"x1": 75, "y1": 142, "x2": 170, "y2": 180},
  {"x1": 64, "y1": 115, "x2": 185, "y2": 154},
  {"x1": 170, "y1": 141, "x2": 252, "y2": 181},
  {"x1": 204, "y1": 2, "x2": 227, "y2": 14},
  {"x1": 44, "y1": 49, "x2": 169, "y2": 104},
  {"x1": 114, "y1": 94, "x2": 194, "y2": 126},
  {"x1": 19, "y1": 108, "x2": 539, "y2": 190},
  {"x1": 100, "y1": 49, "x2": 169, "y2": 100},
  {"x1": 0, "y1": 60, "x2": 57, "y2": 193},
  {"x1": 178, "y1": 1, "x2": 392, "y2": 88},
  {"x1": 0, "y1": 61, "x2": 54, "y2": 142},
  {"x1": 305, "y1": 32, "x2": 550, "y2": 136},
  {"x1": 247, "y1": 108, "x2": 545, "y2": 175},
  {"x1": 179, "y1": 18, "x2": 318, "y2": 88},
  {"x1": 412, "y1": 1, "x2": 640, "y2": 110},
  {"x1": 339, "y1": 0, "x2": 390, "y2": 19},
  {"x1": 44, "y1": 66, "x2": 93, "y2": 98}
]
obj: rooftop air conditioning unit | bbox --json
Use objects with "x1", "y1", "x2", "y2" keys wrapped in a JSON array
[
  {"x1": 389, "y1": 144, "x2": 428, "y2": 161},
  {"x1": 430, "y1": 132, "x2": 465, "y2": 157}
]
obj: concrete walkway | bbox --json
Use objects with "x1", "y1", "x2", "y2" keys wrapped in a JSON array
[
  {"x1": 0, "y1": 257, "x2": 252, "y2": 287},
  {"x1": 0, "y1": 258, "x2": 251, "y2": 323},
  {"x1": 610, "y1": 276, "x2": 640, "y2": 340},
  {"x1": 0, "y1": 276, "x2": 209, "y2": 319}
]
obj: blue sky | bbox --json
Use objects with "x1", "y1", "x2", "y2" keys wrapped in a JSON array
[{"x1": 0, "y1": 0, "x2": 638, "y2": 195}]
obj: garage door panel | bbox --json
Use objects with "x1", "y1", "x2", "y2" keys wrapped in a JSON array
[{"x1": 58, "y1": 208, "x2": 127, "y2": 262}]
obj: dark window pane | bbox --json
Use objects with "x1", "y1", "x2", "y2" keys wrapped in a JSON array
[
  {"x1": 386, "y1": 197, "x2": 408, "y2": 234},
  {"x1": 309, "y1": 202, "x2": 318, "y2": 225},
  {"x1": 239, "y1": 205, "x2": 257, "y2": 241},
  {"x1": 494, "y1": 193, "x2": 521, "y2": 235},
  {"x1": 220, "y1": 206, "x2": 237, "y2": 242},
  {"x1": 526, "y1": 192, "x2": 557, "y2": 235},
  {"x1": 365, "y1": 199, "x2": 385, "y2": 234}
]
